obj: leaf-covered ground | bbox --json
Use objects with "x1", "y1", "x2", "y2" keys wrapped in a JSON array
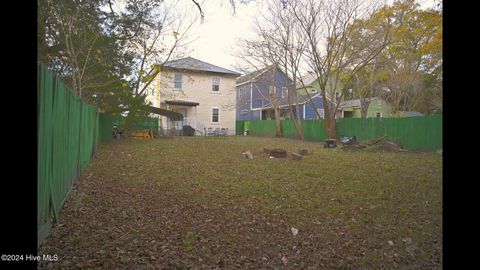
[{"x1": 38, "y1": 136, "x2": 442, "y2": 269}]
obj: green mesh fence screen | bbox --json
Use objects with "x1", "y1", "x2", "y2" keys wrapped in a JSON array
[
  {"x1": 99, "y1": 114, "x2": 160, "y2": 142},
  {"x1": 38, "y1": 64, "x2": 168, "y2": 245},
  {"x1": 129, "y1": 116, "x2": 159, "y2": 133},
  {"x1": 244, "y1": 120, "x2": 277, "y2": 137},
  {"x1": 38, "y1": 64, "x2": 99, "y2": 246},
  {"x1": 238, "y1": 115, "x2": 442, "y2": 150},
  {"x1": 236, "y1": 121, "x2": 245, "y2": 135},
  {"x1": 297, "y1": 120, "x2": 328, "y2": 141},
  {"x1": 336, "y1": 114, "x2": 442, "y2": 150},
  {"x1": 99, "y1": 114, "x2": 123, "y2": 142}
]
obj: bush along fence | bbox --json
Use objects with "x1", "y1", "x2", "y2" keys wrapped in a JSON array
[
  {"x1": 38, "y1": 64, "x2": 160, "y2": 246},
  {"x1": 236, "y1": 114, "x2": 442, "y2": 151}
]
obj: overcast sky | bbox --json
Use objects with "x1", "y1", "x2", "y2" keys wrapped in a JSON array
[
  {"x1": 186, "y1": 0, "x2": 260, "y2": 72},
  {"x1": 184, "y1": 0, "x2": 438, "y2": 73}
]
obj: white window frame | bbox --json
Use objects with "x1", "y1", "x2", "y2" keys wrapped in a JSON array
[
  {"x1": 173, "y1": 73, "x2": 183, "y2": 91},
  {"x1": 212, "y1": 77, "x2": 220, "y2": 92},
  {"x1": 281, "y1": 87, "x2": 288, "y2": 98},
  {"x1": 211, "y1": 107, "x2": 220, "y2": 124},
  {"x1": 250, "y1": 83, "x2": 253, "y2": 110},
  {"x1": 269, "y1": 85, "x2": 276, "y2": 95},
  {"x1": 317, "y1": 108, "x2": 324, "y2": 119}
]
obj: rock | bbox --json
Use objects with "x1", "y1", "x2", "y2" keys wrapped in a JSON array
[
  {"x1": 242, "y1": 151, "x2": 254, "y2": 159},
  {"x1": 388, "y1": 240, "x2": 394, "y2": 246},
  {"x1": 291, "y1": 227, "x2": 298, "y2": 236},
  {"x1": 402, "y1": 237, "x2": 412, "y2": 244},
  {"x1": 281, "y1": 255, "x2": 288, "y2": 265},
  {"x1": 291, "y1": 153, "x2": 303, "y2": 160}
]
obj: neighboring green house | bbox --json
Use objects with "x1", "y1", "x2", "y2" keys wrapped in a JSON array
[
  {"x1": 339, "y1": 97, "x2": 393, "y2": 118},
  {"x1": 296, "y1": 73, "x2": 344, "y2": 101},
  {"x1": 296, "y1": 73, "x2": 321, "y2": 95}
]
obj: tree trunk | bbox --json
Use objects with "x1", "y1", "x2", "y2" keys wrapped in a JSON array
[
  {"x1": 325, "y1": 116, "x2": 336, "y2": 139},
  {"x1": 321, "y1": 95, "x2": 337, "y2": 139},
  {"x1": 360, "y1": 98, "x2": 370, "y2": 118},
  {"x1": 292, "y1": 99, "x2": 305, "y2": 141},
  {"x1": 273, "y1": 106, "x2": 282, "y2": 137},
  {"x1": 292, "y1": 118, "x2": 304, "y2": 141}
]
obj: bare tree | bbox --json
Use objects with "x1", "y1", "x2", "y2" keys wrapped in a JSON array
[
  {"x1": 131, "y1": 3, "x2": 198, "y2": 99},
  {"x1": 235, "y1": 1, "x2": 312, "y2": 140},
  {"x1": 289, "y1": 0, "x2": 391, "y2": 139}
]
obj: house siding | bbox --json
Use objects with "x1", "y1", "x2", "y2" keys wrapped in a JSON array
[
  {"x1": 148, "y1": 69, "x2": 237, "y2": 133},
  {"x1": 301, "y1": 95, "x2": 331, "y2": 120},
  {"x1": 367, "y1": 99, "x2": 393, "y2": 118},
  {"x1": 341, "y1": 98, "x2": 393, "y2": 118},
  {"x1": 236, "y1": 83, "x2": 252, "y2": 121},
  {"x1": 236, "y1": 67, "x2": 293, "y2": 120}
]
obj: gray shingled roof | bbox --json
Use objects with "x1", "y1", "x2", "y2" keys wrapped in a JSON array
[
  {"x1": 163, "y1": 57, "x2": 240, "y2": 76},
  {"x1": 296, "y1": 72, "x2": 318, "y2": 88},
  {"x1": 400, "y1": 111, "x2": 424, "y2": 117},
  {"x1": 339, "y1": 97, "x2": 381, "y2": 108}
]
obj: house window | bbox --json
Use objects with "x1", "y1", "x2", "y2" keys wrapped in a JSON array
[
  {"x1": 376, "y1": 112, "x2": 382, "y2": 118},
  {"x1": 212, "y1": 108, "x2": 220, "y2": 123},
  {"x1": 317, "y1": 108, "x2": 324, "y2": 119},
  {"x1": 173, "y1": 73, "x2": 183, "y2": 90},
  {"x1": 269, "y1": 86, "x2": 276, "y2": 95},
  {"x1": 212, "y1": 77, "x2": 220, "y2": 92},
  {"x1": 281, "y1": 87, "x2": 288, "y2": 98}
]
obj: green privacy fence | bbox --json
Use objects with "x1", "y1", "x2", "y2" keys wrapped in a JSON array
[
  {"x1": 236, "y1": 120, "x2": 328, "y2": 141},
  {"x1": 236, "y1": 114, "x2": 442, "y2": 150},
  {"x1": 282, "y1": 120, "x2": 328, "y2": 142},
  {"x1": 244, "y1": 120, "x2": 277, "y2": 137},
  {"x1": 38, "y1": 64, "x2": 164, "y2": 245},
  {"x1": 99, "y1": 114, "x2": 123, "y2": 142},
  {"x1": 38, "y1": 64, "x2": 99, "y2": 246},
  {"x1": 129, "y1": 116, "x2": 159, "y2": 132},
  {"x1": 336, "y1": 114, "x2": 442, "y2": 150},
  {"x1": 99, "y1": 114, "x2": 160, "y2": 142},
  {"x1": 236, "y1": 121, "x2": 245, "y2": 135}
]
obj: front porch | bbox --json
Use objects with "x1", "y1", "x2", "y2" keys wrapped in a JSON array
[{"x1": 260, "y1": 107, "x2": 293, "y2": 120}]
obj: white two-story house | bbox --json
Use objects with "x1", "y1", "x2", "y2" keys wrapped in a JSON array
[{"x1": 145, "y1": 57, "x2": 240, "y2": 135}]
